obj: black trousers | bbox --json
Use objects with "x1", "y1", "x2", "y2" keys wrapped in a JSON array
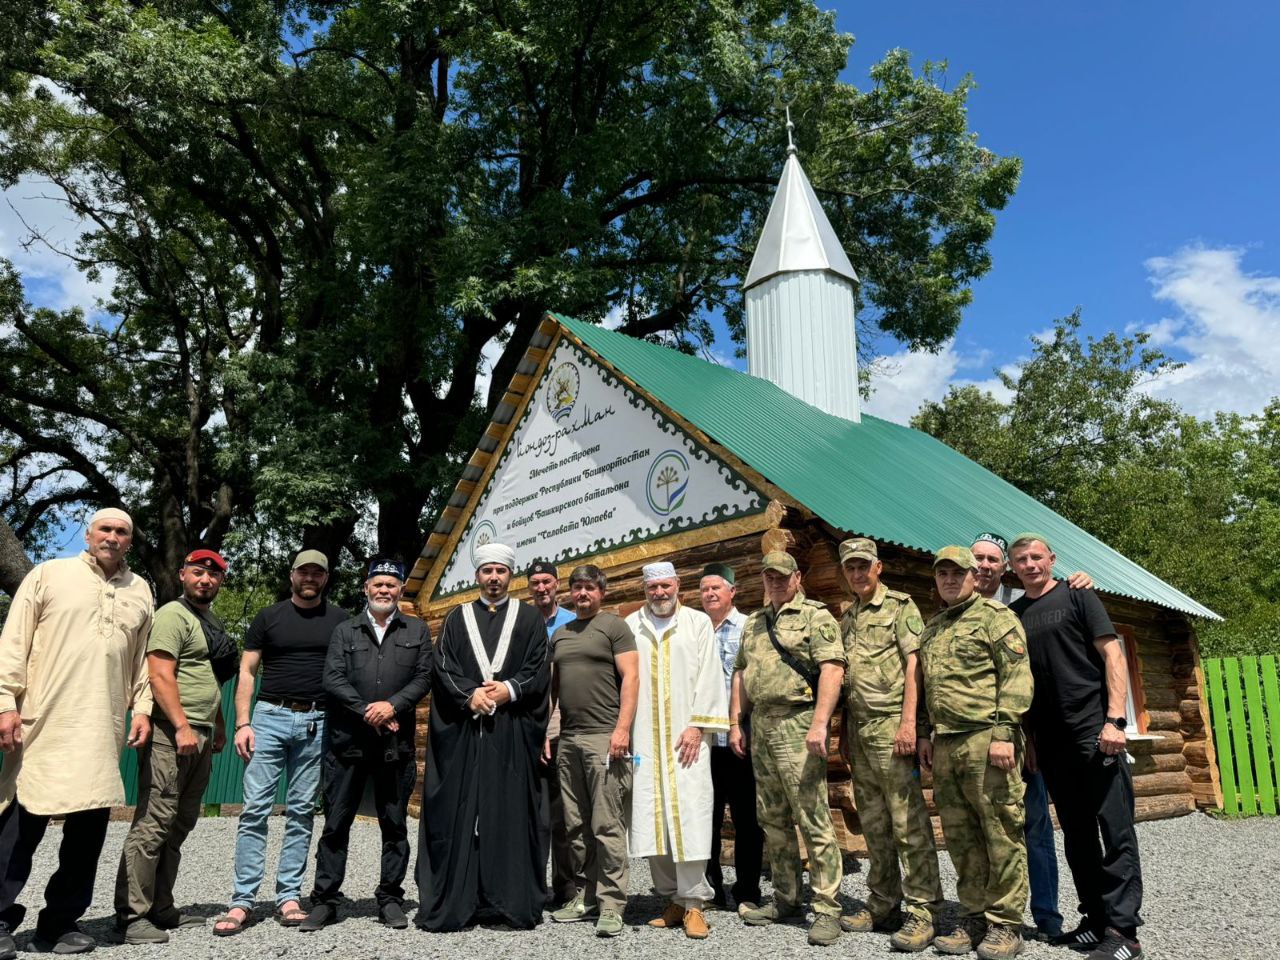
[
  {"x1": 311, "y1": 752, "x2": 416, "y2": 907},
  {"x1": 707, "y1": 744, "x2": 764, "y2": 906},
  {"x1": 1039, "y1": 732, "x2": 1144, "y2": 936},
  {"x1": 0, "y1": 802, "x2": 110, "y2": 938}
]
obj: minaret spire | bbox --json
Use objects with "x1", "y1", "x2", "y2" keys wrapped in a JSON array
[{"x1": 743, "y1": 116, "x2": 861, "y2": 422}]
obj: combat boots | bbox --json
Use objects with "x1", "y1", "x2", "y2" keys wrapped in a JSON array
[
  {"x1": 976, "y1": 923, "x2": 1024, "y2": 959},
  {"x1": 934, "y1": 916, "x2": 986, "y2": 955},
  {"x1": 888, "y1": 913, "x2": 935, "y2": 952},
  {"x1": 839, "y1": 906, "x2": 901, "y2": 933}
]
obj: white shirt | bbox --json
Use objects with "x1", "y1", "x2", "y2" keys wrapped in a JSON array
[{"x1": 366, "y1": 607, "x2": 398, "y2": 645}]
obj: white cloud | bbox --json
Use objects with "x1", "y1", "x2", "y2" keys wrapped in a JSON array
[
  {"x1": 863, "y1": 343, "x2": 1016, "y2": 425},
  {"x1": 1142, "y1": 246, "x2": 1280, "y2": 418}
]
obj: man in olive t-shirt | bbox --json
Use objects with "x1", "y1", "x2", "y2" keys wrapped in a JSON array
[
  {"x1": 547, "y1": 565, "x2": 639, "y2": 937},
  {"x1": 115, "y1": 550, "x2": 233, "y2": 943}
]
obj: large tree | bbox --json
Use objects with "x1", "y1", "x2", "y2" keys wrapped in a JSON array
[
  {"x1": 0, "y1": 0, "x2": 1020, "y2": 599},
  {"x1": 913, "y1": 316, "x2": 1280, "y2": 656}
]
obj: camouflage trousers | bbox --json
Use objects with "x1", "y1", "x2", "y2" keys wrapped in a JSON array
[
  {"x1": 751, "y1": 705, "x2": 842, "y2": 916},
  {"x1": 932, "y1": 728, "x2": 1028, "y2": 926},
  {"x1": 848, "y1": 715, "x2": 942, "y2": 921}
]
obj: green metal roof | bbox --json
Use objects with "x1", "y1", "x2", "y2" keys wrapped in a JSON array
[{"x1": 552, "y1": 313, "x2": 1218, "y2": 621}]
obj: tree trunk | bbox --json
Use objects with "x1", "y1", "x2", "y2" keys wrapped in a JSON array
[{"x1": 0, "y1": 518, "x2": 33, "y2": 597}]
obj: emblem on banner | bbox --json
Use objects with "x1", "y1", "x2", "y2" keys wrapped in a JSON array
[
  {"x1": 646, "y1": 449, "x2": 690, "y2": 516},
  {"x1": 469, "y1": 520, "x2": 498, "y2": 567},
  {"x1": 545, "y1": 362, "x2": 581, "y2": 422}
]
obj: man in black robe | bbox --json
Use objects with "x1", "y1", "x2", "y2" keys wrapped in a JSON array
[{"x1": 415, "y1": 543, "x2": 550, "y2": 931}]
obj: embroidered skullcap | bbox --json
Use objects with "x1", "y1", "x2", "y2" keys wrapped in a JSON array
[
  {"x1": 642, "y1": 561, "x2": 677, "y2": 582},
  {"x1": 367, "y1": 557, "x2": 405, "y2": 581},
  {"x1": 474, "y1": 542, "x2": 516, "y2": 571},
  {"x1": 972, "y1": 532, "x2": 1008, "y2": 557},
  {"x1": 88, "y1": 507, "x2": 133, "y2": 532}
]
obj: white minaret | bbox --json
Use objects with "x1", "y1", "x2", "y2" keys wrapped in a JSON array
[{"x1": 744, "y1": 113, "x2": 860, "y2": 422}]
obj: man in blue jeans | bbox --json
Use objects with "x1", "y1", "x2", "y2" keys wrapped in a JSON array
[
  {"x1": 971, "y1": 532, "x2": 1092, "y2": 942},
  {"x1": 213, "y1": 550, "x2": 347, "y2": 936}
]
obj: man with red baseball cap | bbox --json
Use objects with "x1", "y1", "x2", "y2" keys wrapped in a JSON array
[{"x1": 115, "y1": 548, "x2": 238, "y2": 943}]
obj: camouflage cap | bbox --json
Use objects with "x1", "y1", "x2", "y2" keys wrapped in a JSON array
[
  {"x1": 761, "y1": 551, "x2": 799, "y2": 575},
  {"x1": 932, "y1": 545, "x2": 976, "y2": 570},
  {"x1": 838, "y1": 537, "x2": 878, "y2": 564}
]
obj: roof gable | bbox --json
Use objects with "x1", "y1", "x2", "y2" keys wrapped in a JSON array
[{"x1": 426, "y1": 335, "x2": 768, "y2": 600}]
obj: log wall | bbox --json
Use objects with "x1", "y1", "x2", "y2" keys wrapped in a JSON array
[{"x1": 407, "y1": 500, "x2": 1214, "y2": 828}]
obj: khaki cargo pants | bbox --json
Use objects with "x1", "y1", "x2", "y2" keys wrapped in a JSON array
[{"x1": 115, "y1": 717, "x2": 214, "y2": 924}]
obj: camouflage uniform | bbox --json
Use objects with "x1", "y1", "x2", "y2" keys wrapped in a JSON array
[
  {"x1": 918, "y1": 592, "x2": 1034, "y2": 928},
  {"x1": 841, "y1": 582, "x2": 942, "y2": 923},
  {"x1": 736, "y1": 591, "x2": 846, "y2": 916}
]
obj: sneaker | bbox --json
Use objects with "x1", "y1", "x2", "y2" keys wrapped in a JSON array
[
  {"x1": 0, "y1": 925, "x2": 15, "y2": 960},
  {"x1": 807, "y1": 914, "x2": 842, "y2": 946},
  {"x1": 683, "y1": 908, "x2": 709, "y2": 940},
  {"x1": 149, "y1": 911, "x2": 205, "y2": 930},
  {"x1": 736, "y1": 900, "x2": 759, "y2": 920},
  {"x1": 742, "y1": 900, "x2": 803, "y2": 926},
  {"x1": 595, "y1": 911, "x2": 624, "y2": 937},
  {"x1": 933, "y1": 916, "x2": 986, "y2": 955},
  {"x1": 1051, "y1": 922, "x2": 1106, "y2": 952},
  {"x1": 30, "y1": 928, "x2": 96, "y2": 954},
  {"x1": 122, "y1": 919, "x2": 169, "y2": 945},
  {"x1": 976, "y1": 923, "x2": 1023, "y2": 960},
  {"x1": 552, "y1": 894, "x2": 595, "y2": 923},
  {"x1": 1084, "y1": 928, "x2": 1144, "y2": 960},
  {"x1": 889, "y1": 913, "x2": 935, "y2": 952}
]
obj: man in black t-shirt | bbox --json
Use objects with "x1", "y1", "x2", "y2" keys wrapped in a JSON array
[
  {"x1": 1009, "y1": 534, "x2": 1145, "y2": 960},
  {"x1": 214, "y1": 550, "x2": 347, "y2": 936}
]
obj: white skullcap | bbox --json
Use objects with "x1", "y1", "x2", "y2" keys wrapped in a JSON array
[
  {"x1": 642, "y1": 561, "x2": 677, "y2": 582},
  {"x1": 88, "y1": 507, "x2": 133, "y2": 532},
  {"x1": 474, "y1": 542, "x2": 516, "y2": 571}
]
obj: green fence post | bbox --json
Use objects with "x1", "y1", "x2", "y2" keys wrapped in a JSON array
[
  {"x1": 1262, "y1": 655, "x2": 1280, "y2": 810},
  {"x1": 1224, "y1": 657, "x2": 1257, "y2": 816},
  {"x1": 1242, "y1": 656, "x2": 1276, "y2": 815},
  {"x1": 1205, "y1": 659, "x2": 1238, "y2": 814}
]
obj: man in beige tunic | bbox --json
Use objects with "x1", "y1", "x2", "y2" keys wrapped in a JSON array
[{"x1": 0, "y1": 508, "x2": 154, "y2": 957}]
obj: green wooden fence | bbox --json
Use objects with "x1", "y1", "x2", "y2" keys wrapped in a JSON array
[
  {"x1": 117, "y1": 680, "x2": 289, "y2": 808},
  {"x1": 1204, "y1": 655, "x2": 1280, "y2": 816}
]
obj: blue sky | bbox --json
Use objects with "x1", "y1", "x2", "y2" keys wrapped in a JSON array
[{"x1": 828, "y1": 2, "x2": 1280, "y2": 422}]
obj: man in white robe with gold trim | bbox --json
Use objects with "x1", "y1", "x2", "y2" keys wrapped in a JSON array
[{"x1": 625, "y1": 562, "x2": 729, "y2": 940}]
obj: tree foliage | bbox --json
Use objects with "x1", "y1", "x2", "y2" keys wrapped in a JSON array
[
  {"x1": 0, "y1": 0, "x2": 1019, "y2": 599},
  {"x1": 913, "y1": 316, "x2": 1280, "y2": 656}
]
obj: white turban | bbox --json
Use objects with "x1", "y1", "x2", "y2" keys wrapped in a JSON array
[
  {"x1": 642, "y1": 561, "x2": 677, "y2": 582},
  {"x1": 88, "y1": 507, "x2": 133, "y2": 532},
  {"x1": 474, "y1": 542, "x2": 516, "y2": 571}
]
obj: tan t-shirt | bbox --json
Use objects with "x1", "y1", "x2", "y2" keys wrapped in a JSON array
[{"x1": 551, "y1": 613, "x2": 636, "y2": 735}]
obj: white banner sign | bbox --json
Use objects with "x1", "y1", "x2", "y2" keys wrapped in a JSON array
[{"x1": 434, "y1": 338, "x2": 765, "y2": 598}]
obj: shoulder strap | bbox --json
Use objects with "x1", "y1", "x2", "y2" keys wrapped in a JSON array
[{"x1": 764, "y1": 610, "x2": 818, "y2": 704}]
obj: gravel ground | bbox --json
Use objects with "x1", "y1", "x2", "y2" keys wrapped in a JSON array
[{"x1": 11, "y1": 813, "x2": 1279, "y2": 959}]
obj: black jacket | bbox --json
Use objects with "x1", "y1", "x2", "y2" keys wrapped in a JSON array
[{"x1": 323, "y1": 610, "x2": 433, "y2": 760}]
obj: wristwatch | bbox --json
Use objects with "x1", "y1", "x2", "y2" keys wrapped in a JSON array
[{"x1": 1105, "y1": 716, "x2": 1127, "y2": 730}]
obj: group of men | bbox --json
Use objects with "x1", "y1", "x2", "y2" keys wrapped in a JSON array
[{"x1": 0, "y1": 507, "x2": 1146, "y2": 960}]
